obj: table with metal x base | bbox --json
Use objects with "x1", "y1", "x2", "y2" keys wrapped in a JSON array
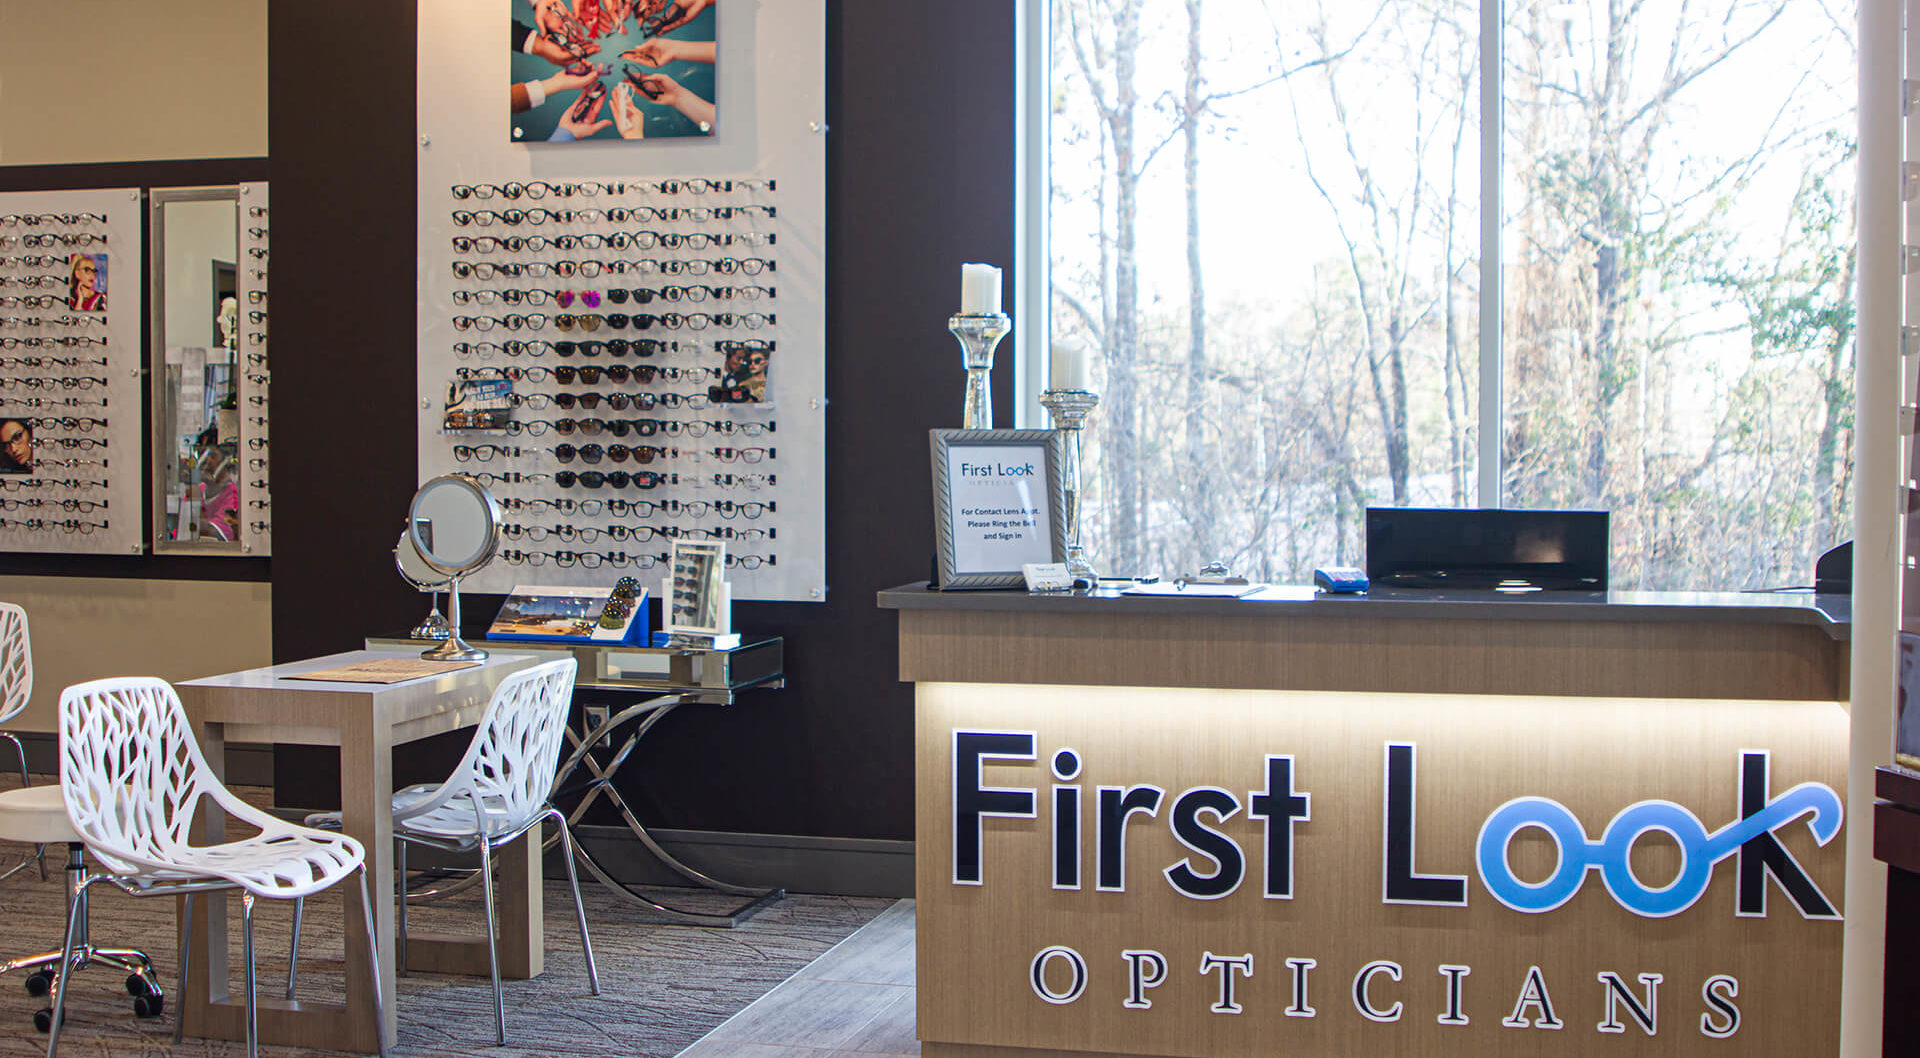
[{"x1": 551, "y1": 688, "x2": 785, "y2": 927}]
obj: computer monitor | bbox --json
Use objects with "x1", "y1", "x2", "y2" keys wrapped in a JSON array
[{"x1": 1364, "y1": 507, "x2": 1609, "y2": 591}]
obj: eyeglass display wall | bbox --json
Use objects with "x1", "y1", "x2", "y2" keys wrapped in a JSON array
[
  {"x1": 0, "y1": 189, "x2": 143, "y2": 556},
  {"x1": 416, "y1": 0, "x2": 826, "y2": 601},
  {"x1": 240, "y1": 182, "x2": 271, "y2": 555}
]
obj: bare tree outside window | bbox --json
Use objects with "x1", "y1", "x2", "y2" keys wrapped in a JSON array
[{"x1": 1050, "y1": 0, "x2": 1854, "y2": 589}]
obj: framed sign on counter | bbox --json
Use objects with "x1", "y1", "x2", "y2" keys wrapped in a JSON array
[{"x1": 930, "y1": 429, "x2": 1066, "y2": 590}]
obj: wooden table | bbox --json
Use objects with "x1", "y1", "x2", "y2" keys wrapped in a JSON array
[{"x1": 175, "y1": 649, "x2": 540, "y2": 1053}]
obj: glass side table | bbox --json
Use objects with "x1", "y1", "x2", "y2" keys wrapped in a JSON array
[{"x1": 367, "y1": 633, "x2": 786, "y2": 927}]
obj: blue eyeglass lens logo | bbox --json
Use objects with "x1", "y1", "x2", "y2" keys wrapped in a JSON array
[{"x1": 1476, "y1": 783, "x2": 1843, "y2": 918}]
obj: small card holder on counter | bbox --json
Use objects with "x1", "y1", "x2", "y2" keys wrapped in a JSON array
[
  {"x1": 1023, "y1": 562, "x2": 1074, "y2": 593},
  {"x1": 487, "y1": 584, "x2": 650, "y2": 645}
]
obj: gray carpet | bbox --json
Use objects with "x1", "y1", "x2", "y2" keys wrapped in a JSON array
[{"x1": 0, "y1": 778, "x2": 891, "y2": 1058}]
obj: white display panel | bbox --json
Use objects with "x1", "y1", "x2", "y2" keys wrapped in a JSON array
[
  {"x1": 416, "y1": 0, "x2": 826, "y2": 601},
  {"x1": 0, "y1": 188, "x2": 143, "y2": 555},
  {"x1": 238, "y1": 181, "x2": 270, "y2": 555}
]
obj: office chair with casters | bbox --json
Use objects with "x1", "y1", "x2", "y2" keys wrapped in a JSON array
[
  {"x1": 54, "y1": 676, "x2": 390, "y2": 1058},
  {"x1": 0, "y1": 783, "x2": 163, "y2": 1034},
  {"x1": 0, "y1": 601, "x2": 47, "y2": 884},
  {"x1": 305, "y1": 657, "x2": 598, "y2": 1045}
]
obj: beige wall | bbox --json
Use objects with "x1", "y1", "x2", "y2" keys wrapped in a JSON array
[
  {"x1": 0, "y1": 0, "x2": 267, "y2": 166},
  {"x1": 0, "y1": 576, "x2": 272, "y2": 731},
  {"x1": 0, "y1": 5, "x2": 275, "y2": 735}
]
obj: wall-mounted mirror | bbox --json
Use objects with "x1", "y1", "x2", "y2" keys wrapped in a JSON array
[{"x1": 150, "y1": 186, "x2": 251, "y2": 554}]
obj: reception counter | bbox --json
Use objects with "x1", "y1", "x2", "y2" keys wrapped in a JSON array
[{"x1": 881, "y1": 584, "x2": 1850, "y2": 1058}]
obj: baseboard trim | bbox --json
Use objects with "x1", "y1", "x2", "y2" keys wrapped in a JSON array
[
  {"x1": 571, "y1": 825, "x2": 915, "y2": 899},
  {"x1": 302, "y1": 820, "x2": 917, "y2": 900},
  {"x1": 9, "y1": 730, "x2": 275, "y2": 788}
]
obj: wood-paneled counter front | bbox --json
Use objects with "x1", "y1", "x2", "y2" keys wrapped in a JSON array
[{"x1": 881, "y1": 585, "x2": 1851, "y2": 1058}]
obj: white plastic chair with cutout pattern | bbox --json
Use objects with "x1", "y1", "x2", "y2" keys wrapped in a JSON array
[
  {"x1": 306, "y1": 656, "x2": 597, "y2": 1045},
  {"x1": 53, "y1": 676, "x2": 389, "y2": 1058},
  {"x1": 0, "y1": 601, "x2": 46, "y2": 883}
]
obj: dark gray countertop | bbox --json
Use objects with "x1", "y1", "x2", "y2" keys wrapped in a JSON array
[{"x1": 877, "y1": 581, "x2": 1851, "y2": 640}]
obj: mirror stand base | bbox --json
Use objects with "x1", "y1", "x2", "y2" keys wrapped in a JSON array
[
  {"x1": 422, "y1": 573, "x2": 486, "y2": 661},
  {"x1": 421, "y1": 637, "x2": 488, "y2": 663}
]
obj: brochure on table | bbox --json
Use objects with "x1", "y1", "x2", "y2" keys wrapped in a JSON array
[{"x1": 487, "y1": 584, "x2": 649, "y2": 645}]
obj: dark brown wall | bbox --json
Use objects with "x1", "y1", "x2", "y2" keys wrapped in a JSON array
[{"x1": 267, "y1": 2, "x2": 1017, "y2": 841}]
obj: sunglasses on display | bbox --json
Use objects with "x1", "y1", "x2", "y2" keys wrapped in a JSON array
[
  {"x1": 0, "y1": 478, "x2": 106, "y2": 491},
  {"x1": 452, "y1": 444, "x2": 518, "y2": 462},
  {"x1": 0, "y1": 213, "x2": 106, "y2": 227},
  {"x1": 708, "y1": 472, "x2": 775, "y2": 489},
  {"x1": 451, "y1": 262, "x2": 524, "y2": 280},
  {"x1": 724, "y1": 554, "x2": 776, "y2": 570},
  {"x1": 22, "y1": 233, "x2": 104, "y2": 248},
  {"x1": 34, "y1": 417, "x2": 108, "y2": 432},
  {"x1": 554, "y1": 365, "x2": 633, "y2": 385},
  {"x1": 709, "y1": 446, "x2": 773, "y2": 463},
  {"x1": 702, "y1": 526, "x2": 775, "y2": 542},
  {"x1": 554, "y1": 392, "x2": 631, "y2": 412},
  {"x1": 0, "y1": 517, "x2": 108, "y2": 533}
]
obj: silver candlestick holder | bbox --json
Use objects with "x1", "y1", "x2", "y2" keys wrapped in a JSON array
[
  {"x1": 411, "y1": 592, "x2": 451, "y2": 641},
  {"x1": 1039, "y1": 387, "x2": 1101, "y2": 584},
  {"x1": 949, "y1": 313, "x2": 1011, "y2": 429}
]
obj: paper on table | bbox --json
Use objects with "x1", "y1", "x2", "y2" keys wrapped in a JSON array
[
  {"x1": 1120, "y1": 581, "x2": 1263, "y2": 598},
  {"x1": 1243, "y1": 585, "x2": 1320, "y2": 602},
  {"x1": 285, "y1": 658, "x2": 482, "y2": 684}
]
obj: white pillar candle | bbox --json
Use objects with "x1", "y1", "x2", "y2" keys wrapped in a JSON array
[
  {"x1": 1049, "y1": 338, "x2": 1090, "y2": 392},
  {"x1": 960, "y1": 263, "x2": 1002, "y2": 315}
]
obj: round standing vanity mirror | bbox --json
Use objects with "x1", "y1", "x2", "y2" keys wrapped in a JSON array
[
  {"x1": 405, "y1": 474, "x2": 502, "y2": 661},
  {"x1": 394, "y1": 531, "x2": 452, "y2": 641}
]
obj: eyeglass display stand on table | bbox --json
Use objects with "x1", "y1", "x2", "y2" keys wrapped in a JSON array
[{"x1": 367, "y1": 632, "x2": 785, "y2": 928}]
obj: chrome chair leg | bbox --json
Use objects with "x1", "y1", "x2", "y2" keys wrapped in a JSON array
[
  {"x1": 45, "y1": 874, "x2": 94, "y2": 1058},
  {"x1": 395, "y1": 840, "x2": 409, "y2": 977},
  {"x1": 0, "y1": 949, "x2": 64, "y2": 976},
  {"x1": 478, "y1": 839, "x2": 505, "y2": 1045},
  {"x1": 175, "y1": 895, "x2": 193, "y2": 1045},
  {"x1": 286, "y1": 896, "x2": 303, "y2": 1000},
  {"x1": 242, "y1": 892, "x2": 259, "y2": 1058},
  {"x1": 551, "y1": 809, "x2": 600, "y2": 995},
  {"x1": 357, "y1": 868, "x2": 392, "y2": 1058}
]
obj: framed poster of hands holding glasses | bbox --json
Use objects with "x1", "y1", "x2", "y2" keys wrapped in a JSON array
[{"x1": 929, "y1": 429, "x2": 1066, "y2": 590}]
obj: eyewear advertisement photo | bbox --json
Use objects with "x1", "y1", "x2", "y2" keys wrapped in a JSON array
[{"x1": 510, "y1": 0, "x2": 717, "y2": 143}]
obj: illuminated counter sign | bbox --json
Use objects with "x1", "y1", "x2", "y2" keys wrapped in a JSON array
[{"x1": 923, "y1": 684, "x2": 1847, "y2": 1055}]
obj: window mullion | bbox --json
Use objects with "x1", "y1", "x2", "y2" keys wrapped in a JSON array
[{"x1": 1478, "y1": 0, "x2": 1505, "y2": 508}]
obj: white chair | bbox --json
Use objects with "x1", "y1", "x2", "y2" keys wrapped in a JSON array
[
  {"x1": 54, "y1": 677, "x2": 389, "y2": 1058},
  {"x1": 0, "y1": 784, "x2": 162, "y2": 1034},
  {"x1": 307, "y1": 657, "x2": 598, "y2": 1044},
  {"x1": 0, "y1": 601, "x2": 47, "y2": 883}
]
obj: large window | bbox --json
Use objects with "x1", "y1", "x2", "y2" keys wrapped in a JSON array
[{"x1": 1044, "y1": 0, "x2": 1856, "y2": 589}]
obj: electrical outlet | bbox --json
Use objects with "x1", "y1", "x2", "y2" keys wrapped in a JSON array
[{"x1": 583, "y1": 703, "x2": 610, "y2": 732}]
